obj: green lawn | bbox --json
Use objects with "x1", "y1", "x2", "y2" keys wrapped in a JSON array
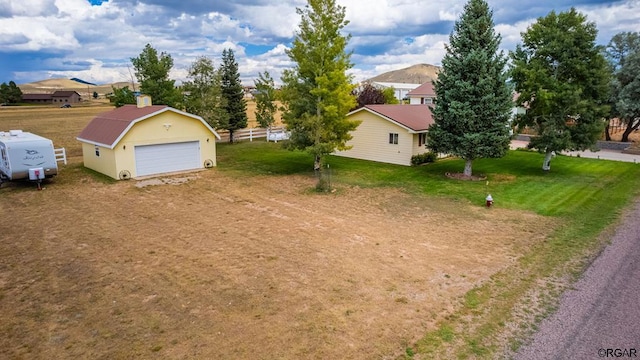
[{"x1": 217, "y1": 141, "x2": 640, "y2": 358}]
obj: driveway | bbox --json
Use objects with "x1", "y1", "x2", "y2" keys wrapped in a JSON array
[
  {"x1": 510, "y1": 140, "x2": 640, "y2": 163},
  {"x1": 515, "y1": 200, "x2": 640, "y2": 359}
]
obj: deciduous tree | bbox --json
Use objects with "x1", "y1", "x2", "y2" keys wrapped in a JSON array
[
  {"x1": 109, "y1": 86, "x2": 136, "y2": 107},
  {"x1": 219, "y1": 49, "x2": 247, "y2": 143},
  {"x1": 131, "y1": 44, "x2": 181, "y2": 108},
  {"x1": 280, "y1": 0, "x2": 358, "y2": 174},
  {"x1": 427, "y1": 0, "x2": 513, "y2": 177},
  {"x1": 183, "y1": 56, "x2": 228, "y2": 129},
  {"x1": 0, "y1": 81, "x2": 22, "y2": 104},
  {"x1": 253, "y1": 71, "x2": 277, "y2": 129},
  {"x1": 510, "y1": 8, "x2": 610, "y2": 171},
  {"x1": 606, "y1": 32, "x2": 640, "y2": 143}
]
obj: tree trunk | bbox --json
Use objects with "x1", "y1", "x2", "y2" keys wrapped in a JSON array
[
  {"x1": 620, "y1": 118, "x2": 640, "y2": 143},
  {"x1": 543, "y1": 150, "x2": 553, "y2": 171},
  {"x1": 229, "y1": 129, "x2": 234, "y2": 144},
  {"x1": 604, "y1": 122, "x2": 612, "y2": 141},
  {"x1": 314, "y1": 155, "x2": 321, "y2": 172},
  {"x1": 463, "y1": 159, "x2": 472, "y2": 177}
]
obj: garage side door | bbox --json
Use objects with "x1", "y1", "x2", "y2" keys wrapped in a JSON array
[{"x1": 134, "y1": 141, "x2": 200, "y2": 177}]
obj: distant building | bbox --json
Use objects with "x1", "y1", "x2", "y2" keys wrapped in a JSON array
[
  {"x1": 22, "y1": 91, "x2": 82, "y2": 104},
  {"x1": 407, "y1": 82, "x2": 436, "y2": 105},
  {"x1": 370, "y1": 82, "x2": 422, "y2": 102}
]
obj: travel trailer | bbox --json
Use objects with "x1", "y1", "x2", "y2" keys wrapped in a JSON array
[{"x1": 0, "y1": 130, "x2": 65, "y2": 188}]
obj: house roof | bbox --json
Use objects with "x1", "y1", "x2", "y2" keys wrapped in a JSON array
[
  {"x1": 22, "y1": 94, "x2": 53, "y2": 100},
  {"x1": 407, "y1": 82, "x2": 435, "y2": 97},
  {"x1": 52, "y1": 91, "x2": 80, "y2": 97},
  {"x1": 77, "y1": 105, "x2": 221, "y2": 149},
  {"x1": 349, "y1": 104, "x2": 434, "y2": 133}
]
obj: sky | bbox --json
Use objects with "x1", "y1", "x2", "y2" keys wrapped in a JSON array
[{"x1": 0, "y1": 0, "x2": 639, "y2": 86}]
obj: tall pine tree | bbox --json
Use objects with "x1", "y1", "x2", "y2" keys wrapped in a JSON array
[
  {"x1": 427, "y1": 0, "x2": 512, "y2": 177},
  {"x1": 220, "y1": 49, "x2": 247, "y2": 143},
  {"x1": 280, "y1": 0, "x2": 358, "y2": 174}
]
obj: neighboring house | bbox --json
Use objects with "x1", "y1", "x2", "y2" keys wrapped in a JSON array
[
  {"x1": 334, "y1": 104, "x2": 434, "y2": 166},
  {"x1": 407, "y1": 82, "x2": 436, "y2": 105},
  {"x1": 370, "y1": 82, "x2": 422, "y2": 102},
  {"x1": 21, "y1": 94, "x2": 53, "y2": 104},
  {"x1": 51, "y1": 91, "x2": 81, "y2": 104},
  {"x1": 77, "y1": 96, "x2": 221, "y2": 180},
  {"x1": 22, "y1": 90, "x2": 82, "y2": 104}
]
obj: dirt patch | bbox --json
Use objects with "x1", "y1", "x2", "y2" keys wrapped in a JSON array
[
  {"x1": 0, "y1": 170, "x2": 553, "y2": 359},
  {"x1": 445, "y1": 172, "x2": 487, "y2": 181}
]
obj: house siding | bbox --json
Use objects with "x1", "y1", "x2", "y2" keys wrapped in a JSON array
[
  {"x1": 412, "y1": 133, "x2": 429, "y2": 157},
  {"x1": 335, "y1": 111, "x2": 414, "y2": 166},
  {"x1": 81, "y1": 143, "x2": 118, "y2": 179}
]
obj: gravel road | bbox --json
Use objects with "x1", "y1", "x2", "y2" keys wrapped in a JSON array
[{"x1": 516, "y1": 200, "x2": 640, "y2": 360}]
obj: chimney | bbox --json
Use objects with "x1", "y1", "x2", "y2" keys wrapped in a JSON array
[{"x1": 137, "y1": 95, "x2": 152, "y2": 108}]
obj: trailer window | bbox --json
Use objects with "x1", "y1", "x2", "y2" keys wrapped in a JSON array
[{"x1": 95, "y1": 146, "x2": 100, "y2": 157}]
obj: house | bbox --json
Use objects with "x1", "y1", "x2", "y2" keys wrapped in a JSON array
[
  {"x1": 51, "y1": 91, "x2": 82, "y2": 104},
  {"x1": 407, "y1": 82, "x2": 436, "y2": 105},
  {"x1": 334, "y1": 104, "x2": 434, "y2": 166},
  {"x1": 22, "y1": 90, "x2": 82, "y2": 104},
  {"x1": 76, "y1": 96, "x2": 220, "y2": 180},
  {"x1": 370, "y1": 82, "x2": 422, "y2": 102}
]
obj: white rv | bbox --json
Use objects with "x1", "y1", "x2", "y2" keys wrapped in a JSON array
[{"x1": 0, "y1": 130, "x2": 64, "y2": 185}]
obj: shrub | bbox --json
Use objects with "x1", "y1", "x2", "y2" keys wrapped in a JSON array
[{"x1": 411, "y1": 152, "x2": 437, "y2": 166}]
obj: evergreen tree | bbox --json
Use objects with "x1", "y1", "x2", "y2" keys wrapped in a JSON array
[
  {"x1": 131, "y1": 44, "x2": 182, "y2": 108},
  {"x1": 253, "y1": 71, "x2": 277, "y2": 129},
  {"x1": 280, "y1": 0, "x2": 358, "y2": 173},
  {"x1": 427, "y1": 0, "x2": 513, "y2": 177},
  {"x1": 510, "y1": 8, "x2": 610, "y2": 171},
  {"x1": 183, "y1": 56, "x2": 228, "y2": 129},
  {"x1": 219, "y1": 49, "x2": 247, "y2": 143}
]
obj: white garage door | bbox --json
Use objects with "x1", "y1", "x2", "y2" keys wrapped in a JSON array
[{"x1": 134, "y1": 141, "x2": 200, "y2": 177}]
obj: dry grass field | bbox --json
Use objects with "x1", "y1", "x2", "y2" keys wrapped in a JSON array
[{"x1": 0, "y1": 105, "x2": 556, "y2": 359}]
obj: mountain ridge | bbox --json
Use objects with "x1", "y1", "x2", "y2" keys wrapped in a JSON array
[{"x1": 368, "y1": 63, "x2": 440, "y2": 84}]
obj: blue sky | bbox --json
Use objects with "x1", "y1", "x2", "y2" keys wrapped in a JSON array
[{"x1": 0, "y1": 0, "x2": 638, "y2": 86}]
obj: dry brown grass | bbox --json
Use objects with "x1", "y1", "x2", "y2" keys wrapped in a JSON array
[{"x1": 0, "y1": 106, "x2": 555, "y2": 359}]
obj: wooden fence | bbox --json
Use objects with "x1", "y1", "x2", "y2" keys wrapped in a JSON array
[{"x1": 217, "y1": 127, "x2": 290, "y2": 143}]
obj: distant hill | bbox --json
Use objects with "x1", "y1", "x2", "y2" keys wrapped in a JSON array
[
  {"x1": 368, "y1": 64, "x2": 441, "y2": 84},
  {"x1": 19, "y1": 79, "x2": 139, "y2": 97}
]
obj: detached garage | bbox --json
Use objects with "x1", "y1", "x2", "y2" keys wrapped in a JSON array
[{"x1": 77, "y1": 97, "x2": 220, "y2": 180}]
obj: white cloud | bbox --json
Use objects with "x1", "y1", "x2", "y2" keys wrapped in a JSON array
[{"x1": 2, "y1": 0, "x2": 640, "y2": 86}]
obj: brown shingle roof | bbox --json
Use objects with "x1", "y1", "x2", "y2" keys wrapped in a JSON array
[
  {"x1": 77, "y1": 105, "x2": 220, "y2": 148},
  {"x1": 407, "y1": 82, "x2": 435, "y2": 97},
  {"x1": 350, "y1": 104, "x2": 434, "y2": 132},
  {"x1": 22, "y1": 94, "x2": 53, "y2": 100},
  {"x1": 52, "y1": 91, "x2": 80, "y2": 97}
]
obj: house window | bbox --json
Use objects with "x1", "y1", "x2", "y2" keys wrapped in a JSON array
[
  {"x1": 421, "y1": 97, "x2": 433, "y2": 105},
  {"x1": 389, "y1": 133, "x2": 398, "y2": 145},
  {"x1": 95, "y1": 145, "x2": 100, "y2": 157},
  {"x1": 418, "y1": 133, "x2": 427, "y2": 147}
]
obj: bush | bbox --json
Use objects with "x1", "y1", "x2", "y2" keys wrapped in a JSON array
[{"x1": 411, "y1": 152, "x2": 437, "y2": 166}]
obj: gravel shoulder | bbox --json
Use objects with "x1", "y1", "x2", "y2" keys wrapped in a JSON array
[{"x1": 516, "y1": 199, "x2": 640, "y2": 359}]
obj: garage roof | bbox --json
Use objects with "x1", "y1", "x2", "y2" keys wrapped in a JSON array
[{"x1": 77, "y1": 105, "x2": 221, "y2": 148}]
